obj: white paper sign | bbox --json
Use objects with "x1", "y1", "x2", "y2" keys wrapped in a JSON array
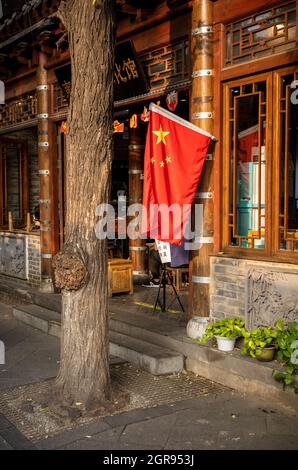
[{"x1": 156, "y1": 240, "x2": 171, "y2": 264}]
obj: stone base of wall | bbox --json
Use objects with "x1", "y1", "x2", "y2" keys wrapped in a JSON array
[
  {"x1": 0, "y1": 231, "x2": 41, "y2": 287},
  {"x1": 210, "y1": 256, "x2": 298, "y2": 328}
]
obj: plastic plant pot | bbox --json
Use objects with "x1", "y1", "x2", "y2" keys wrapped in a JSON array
[{"x1": 215, "y1": 335, "x2": 237, "y2": 352}]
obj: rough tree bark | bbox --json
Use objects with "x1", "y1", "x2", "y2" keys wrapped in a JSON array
[{"x1": 53, "y1": 0, "x2": 115, "y2": 409}]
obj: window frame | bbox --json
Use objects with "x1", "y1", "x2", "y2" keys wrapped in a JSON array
[
  {"x1": 222, "y1": 71, "x2": 274, "y2": 259},
  {"x1": 272, "y1": 65, "x2": 298, "y2": 262},
  {"x1": 222, "y1": 67, "x2": 298, "y2": 262}
]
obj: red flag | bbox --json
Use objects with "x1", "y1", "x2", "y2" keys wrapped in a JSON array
[{"x1": 142, "y1": 103, "x2": 213, "y2": 244}]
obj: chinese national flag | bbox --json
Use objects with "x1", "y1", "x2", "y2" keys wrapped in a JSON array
[{"x1": 142, "y1": 103, "x2": 213, "y2": 244}]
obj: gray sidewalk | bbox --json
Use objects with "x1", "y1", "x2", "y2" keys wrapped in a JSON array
[
  {"x1": 0, "y1": 296, "x2": 297, "y2": 451},
  {"x1": 36, "y1": 392, "x2": 298, "y2": 450},
  {"x1": 0, "y1": 299, "x2": 60, "y2": 390}
]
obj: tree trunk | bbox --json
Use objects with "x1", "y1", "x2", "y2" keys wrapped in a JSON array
[{"x1": 54, "y1": 0, "x2": 115, "y2": 409}]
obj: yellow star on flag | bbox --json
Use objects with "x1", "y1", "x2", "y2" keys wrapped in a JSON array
[
  {"x1": 166, "y1": 156, "x2": 172, "y2": 164},
  {"x1": 152, "y1": 125, "x2": 170, "y2": 145},
  {"x1": 150, "y1": 157, "x2": 155, "y2": 164},
  {"x1": 160, "y1": 161, "x2": 165, "y2": 168}
]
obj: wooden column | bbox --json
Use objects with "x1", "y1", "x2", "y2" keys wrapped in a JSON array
[
  {"x1": 189, "y1": 0, "x2": 214, "y2": 317},
  {"x1": 128, "y1": 127, "x2": 148, "y2": 284},
  {"x1": 37, "y1": 52, "x2": 54, "y2": 292}
]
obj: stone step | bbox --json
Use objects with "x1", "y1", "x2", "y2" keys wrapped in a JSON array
[
  {"x1": 12, "y1": 304, "x2": 184, "y2": 376},
  {"x1": 31, "y1": 291, "x2": 62, "y2": 314},
  {"x1": 109, "y1": 311, "x2": 190, "y2": 354},
  {"x1": 13, "y1": 305, "x2": 61, "y2": 338},
  {"x1": 109, "y1": 330, "x2": 184, "y2": 375}
]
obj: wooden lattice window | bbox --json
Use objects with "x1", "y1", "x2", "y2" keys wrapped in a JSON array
[
  {"x1": 275, "y1": 67, "x2": 298, "y2": 254},
  {"x1": 0, "y1": 139, "x2": 29, "y2": 228},
  {"x1": 225, "y1": 2, "x2": 296, "y2": 66},
  {"x1": 0, "y1": 93, "x2": 37, "y2": 129},
  {"x1": 140, "y1": 39, "x2": 189, "y2": 91},
  {"x1": 223, "y1": 74, "x2": 271, "y2": 251},
  {"x1": 52, "y1": 82, "x2": 70, "y2": 114}
]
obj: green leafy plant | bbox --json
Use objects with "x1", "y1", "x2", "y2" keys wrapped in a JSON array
[
  {"x1": 200, "y1": 317, "x2": 245, "y2": 344},
  {"x1": 242, "y1": 326, "x2": 278, "y2": 358},
  {"x1": 273, "y1": 319, "x2": 298, "y2": 392}
]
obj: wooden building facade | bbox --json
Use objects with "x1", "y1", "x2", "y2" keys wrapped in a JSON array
[{"x1": 0, "y1": 0, "x2": 297, "y2": 327}]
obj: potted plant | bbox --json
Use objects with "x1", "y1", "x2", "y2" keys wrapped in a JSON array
[
  {"x1": 273, "y1": 319, "x2": 298, "y2": 392},
  {"x1": 242, "y1": 326, "x2": 278, "y2": 361},
  {"x1": 200, "y1": 317, "x2": 245, "y2": 352}
]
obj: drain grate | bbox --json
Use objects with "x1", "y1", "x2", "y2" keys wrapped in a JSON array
[{"x1": 0, "y1": 363, "x2": 228, "y2": 443}]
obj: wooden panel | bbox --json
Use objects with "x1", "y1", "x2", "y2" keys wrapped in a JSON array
[
  {"x1": 4, "y1": 74, "x2": 37, "y2": 101},
  {"x1": 128, "y1": 13, "x2": 191, "y2": 53},
  {"x1": 224, "y1": 2, "x2": 296, "y2": 67},
  {"x1": 220, "y1": 49, "x2": 298, "y2": 81},
  {"x1": 214, "y1": 0, "x2": 291, "y2": 24},
  {"x1": 0, "y1": 93, "x2": 37, "y2": 129}
]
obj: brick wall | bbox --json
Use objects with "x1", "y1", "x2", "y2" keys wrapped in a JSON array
[
  {"x1": 210, "y1": 257, "x2": 246, "y2": 320},
  {"x1": 28, "y1": 234, "x2": 41, "y2": 286}
]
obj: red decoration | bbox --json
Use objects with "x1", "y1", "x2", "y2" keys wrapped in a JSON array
[
  {"x1": 113, "y1": 120, "x2": 124, "y2": 133},
  {"x1": 60, "y1": 121, "x2": 67, "y2": 134},
  {"x1": 130, "y1": 114, "x2": 138, "y2": 128},
  {"x1": 142, "y1": 103, "x2": 213, "y2": 244},
  {"x1": 166, "y1": 90, "x2": 178, "y2": 112},
  {"x1": 141, "y1": 107, "x2": 150, "y2": 122}
]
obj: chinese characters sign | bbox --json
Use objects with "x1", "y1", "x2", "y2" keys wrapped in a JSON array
[{"x1": 114, "y1": 41, "x2": 149, "y2": 101}]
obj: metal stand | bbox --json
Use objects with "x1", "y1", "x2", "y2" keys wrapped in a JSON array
[{"x1": 153, "y1": 264, "x2": 185, "y2": 314}]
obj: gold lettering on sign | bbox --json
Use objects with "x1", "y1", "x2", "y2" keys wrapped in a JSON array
[{"x1": 114, "y1": 58, "x2": 139, "y2": 85}]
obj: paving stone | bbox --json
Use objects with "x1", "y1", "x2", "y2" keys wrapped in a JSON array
[
  {"x1": 165, "y1": 433, "x2": 217, "y2": 450},
  {"x1": 217, "y1": 431, "x2": 298, "y2": 450},
  {"x1": 266, "y1": 414, "x2": 298, "y2": 436},
  {"x1": 104, "y1": 408, "x2": 152, "y2": 428},
  {"x1": 0, "y1": 436, "x2": 12, "y2": 450},
  {"x1": 62, "y1": 426, "x2": 125, "y2": 450},
  {"x1": 0, "y1": 427, "x2": 36, "y2": 450},
  {"x1": 143, "y1": 404, "x2": 174, "y2": 418},
  {"x1": 119, "y1": 414, "x2": 177, "y2": 447},
  {"x1": 0, "y1": 414, "x2": 14, "y2": 432},
  {"x1": 38, "y1": 419, "x2": 111, "y2": 449}
]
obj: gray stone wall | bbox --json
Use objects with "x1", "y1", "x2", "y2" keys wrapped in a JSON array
[
  {"x1": 28, "y1": 234, "x2": 41, "y2": 286},
  {"x1": 0, "y1": 232, "x2": 41, "y2": 286},
  {"x1": 210, "y1": 256, "x2": 298, "y2": 329},
  {"x1": 210, "y1": 257, "x2": 246, "y2": 320}
]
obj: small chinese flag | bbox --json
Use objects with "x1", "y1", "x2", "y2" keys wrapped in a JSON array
[{"x1": 142, "y1": 103, "x2": 213, "y2": 244}]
